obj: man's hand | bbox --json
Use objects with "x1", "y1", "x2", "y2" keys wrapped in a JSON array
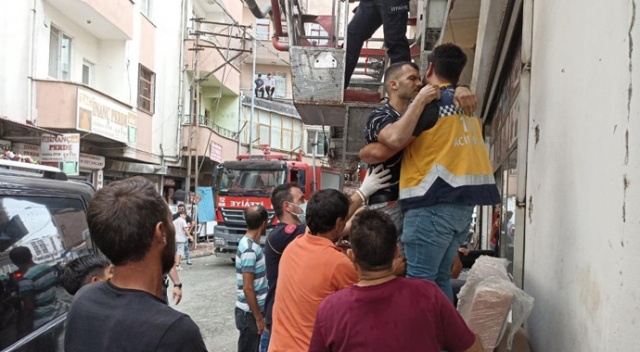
[
  {"x1": 256, "y1": 315, "x2": 266, "y2": 335},
  {"x1": 358, "y1": 164, "x2": 392, "y2": 199},
  {"x1": 454, "y1": 86, "x2": 477, "y2": 115},
  {"x1": 172, "y1": 286, "x2": 183, "y2": 305},
  {"x1": 416, "y1": 84, "x2": 441, "y2": 104},
  {"x1": 392, "y1": 256, "x2": 407, "y2": 277}
]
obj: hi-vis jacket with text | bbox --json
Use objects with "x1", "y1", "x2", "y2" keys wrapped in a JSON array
[{"x1": 399, "y1": 84, "x2": 500, "y2": 211}]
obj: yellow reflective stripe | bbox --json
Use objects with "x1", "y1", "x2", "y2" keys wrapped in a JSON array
[{"x1": 399, "y1": 164, "x2": 496, "y2": 199}]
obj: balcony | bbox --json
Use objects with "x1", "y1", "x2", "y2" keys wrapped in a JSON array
[
  {"x1": 241, "y1": 95, "x2": 300, "y2": 119},
  {"x1": 185, "y1": 39, "x2": 241, "y2": 95},
  {"x1": 182, "y1": 115, "x2": 239, "y2": 162},
  {"x1": 34, "y1": 80, "x2": 145, "y2": 149},
  {"x1": 47, "y1": 0, "x2": 134, "y2": 39}
]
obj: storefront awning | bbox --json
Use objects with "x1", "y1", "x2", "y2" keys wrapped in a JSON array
[
  {"x1": 105, "y1": 160, "x2": 188, "y2": 177},
  {"x1": 0, "y1": 117, "x2": 62, "y2": 143}
]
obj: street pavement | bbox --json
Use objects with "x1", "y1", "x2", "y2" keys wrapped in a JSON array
[{"x1": 170, "y1": 253, "x2": 239, "y2": 352}]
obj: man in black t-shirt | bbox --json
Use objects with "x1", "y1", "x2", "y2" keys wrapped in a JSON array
[{"x1": 65, "y1": 177, "x2": 206, "y2": 352}]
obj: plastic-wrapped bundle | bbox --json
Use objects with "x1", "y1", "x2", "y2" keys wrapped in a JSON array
[{"x1": 457, "y1": 257, "x2": 534, "y2": 351}]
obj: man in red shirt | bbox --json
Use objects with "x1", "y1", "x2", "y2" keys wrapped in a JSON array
[{"x1": 309, "y1": 209, "x2": 483, "y2": 352}]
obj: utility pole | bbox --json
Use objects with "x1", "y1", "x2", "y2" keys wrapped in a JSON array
[
  {"x1": 186, "y1": 18, "x2": 201, "y2": 231},
  {"x1": 248, "y1": 38, "x2": 257, "y2": 155}
]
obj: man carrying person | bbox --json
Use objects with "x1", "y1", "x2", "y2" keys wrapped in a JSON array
[
  {"x1": 235, "y1": 205, "x2": 269, "y2": 352},
  {"x1": 65, "y1": 177, "x2": 206, "y2": 352},
  {"x1": 265, "y1": 73, "x2": 276, "y2": 100},
  {"x1": 308, "y1": 209, "x2": 482, "y2": 352},
  {"x1": 359, "y1": 61, "x2": 476, "y2": 243},
  {"x1": 255, "y1": 73, "x2": 265, "y2": 98},
  {"x1": 173, "y1": 210, "x2": 193, "y2": 270},
  {"x1": 261, "y1": 166, "x2": 393, "y2": 351}
]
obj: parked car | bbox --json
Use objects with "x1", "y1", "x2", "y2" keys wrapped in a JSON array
[{"x1": 0, "y1": 160, "x2": 96, "y2": 352}]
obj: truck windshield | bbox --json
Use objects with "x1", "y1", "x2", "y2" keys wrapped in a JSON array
[{"x1": 218, "y1": 168, "x2": 286, "y2": 195}]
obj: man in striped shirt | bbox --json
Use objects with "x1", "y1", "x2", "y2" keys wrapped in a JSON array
[
  {"x1": 9, "y1": 246, "x2": 61, "y2": 337},
  {"x1": 235, "y1": 205, "x2": 269, "y2": 352}
]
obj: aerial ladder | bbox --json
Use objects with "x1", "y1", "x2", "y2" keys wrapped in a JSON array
[{"x1": 246, "y1": 0, "x2": 453, "y2": 186}]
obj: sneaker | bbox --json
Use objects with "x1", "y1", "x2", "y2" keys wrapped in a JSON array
[
  {"x1": 187, "y1": 261, "x2": 193, "y2": 265},
  {"x1": 176, "y1": 265, "x2": 183, "y2": 271}
]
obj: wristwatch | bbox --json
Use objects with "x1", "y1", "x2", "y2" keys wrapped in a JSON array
[{"x1": 174, "y1": 283, "x2": 183, "y2": 289}]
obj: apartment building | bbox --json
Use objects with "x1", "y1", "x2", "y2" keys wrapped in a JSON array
[{"x1": 0, "y1": 0, "x2": 247, "y2": 199}]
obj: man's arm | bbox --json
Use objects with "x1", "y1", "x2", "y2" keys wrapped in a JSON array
[
  {"x1": 242, "y1": 272, "x2": 265, "y2": 334},
  {"x1": 454, "y1": 86, "x2": 477, "y2": 115},
  {"x1": 377, "y1": 85, "x2": 439, "y2": 150},
  {"x1": 345, "y1": 165, "x2": 392, "y2": 221},
  {"x1": 359, "y1": 142, "x2": 401, "y2": 165},
  {"x1": 167, "y1": 266, "x2": 183, "y2": 305},
  {"x1": 18, "y1": 292, "x2": 35, "y2": 337}
]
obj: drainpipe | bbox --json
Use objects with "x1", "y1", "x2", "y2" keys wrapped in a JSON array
[
  {"x1": 27, "y1": 0, "x2": 37, "y2": 123},
  {"x1": 244, "y1": 0, "x2": 272, "y2": 19},
  {"x1": 175, "y1": 0, "x2": 188, "y2": 162}
]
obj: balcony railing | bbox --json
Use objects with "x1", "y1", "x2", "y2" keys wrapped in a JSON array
[
  {"x1": 241, "y1": 96, "x2": 300, "y2": 119},
  {"x1": 183, "y1": 115, "x2": 238, "y2": 140}
]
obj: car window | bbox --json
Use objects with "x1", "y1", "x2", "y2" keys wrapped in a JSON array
[{"x1": 0, "y1": 195, "x2": 91, "y2": 351}]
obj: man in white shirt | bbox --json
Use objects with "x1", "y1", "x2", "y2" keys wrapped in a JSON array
[
  {"x1": 173, "y1": 211, "x2": 192, "y2": 270},
  {"x1": 265, "y1": 73, "x2": 276, "y2": 100}
]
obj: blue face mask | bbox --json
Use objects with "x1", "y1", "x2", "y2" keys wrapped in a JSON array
[{"x1": 288, "y1": 202, "x2": 307, "y2": 225}]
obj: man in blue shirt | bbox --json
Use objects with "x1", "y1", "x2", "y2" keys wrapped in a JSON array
[{"x1": 236, "y1": 205, "x2": 269, "y2": 352}]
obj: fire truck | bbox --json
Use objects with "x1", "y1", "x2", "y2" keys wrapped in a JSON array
[{"x1": 212, "y1": 147, "x2": 354, "y2": 258}]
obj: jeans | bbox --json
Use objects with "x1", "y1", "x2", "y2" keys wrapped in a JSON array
[
  {"x1": 402, "y1": 204, "x2": 473, "y2": 302},
  {"x1": 259, "y1": 329, "x2": 270, "y2": 352},
  {"x1": 184, "y1": 241, "x2": 191, "y2": 263},
  {"x1": 235, "y1": 307, "x2": 260, "y2": 352},
  {"x1": 345, "y1": 0, "x2": 411, "y2": 87},
  {"x1": 370, "y1": 201, "x2": 404, "y2": 254}
]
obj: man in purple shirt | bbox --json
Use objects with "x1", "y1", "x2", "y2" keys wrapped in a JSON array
[{"x1": 309, "y1": 209, "x2": 482, "y2": 352}]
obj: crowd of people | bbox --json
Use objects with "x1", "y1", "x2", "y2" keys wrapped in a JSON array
[{"x1": 22, "y1": 37, "x2": 499, "y2": 351}]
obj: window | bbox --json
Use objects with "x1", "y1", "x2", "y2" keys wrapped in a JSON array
[
  {"x1": 256, "y1": 19, "x2": 270, "y2": 41},
  {"x1": 0, "y1": 195, "x2": 92, "y2": 348},
  {"x1": 138, "y1": 65, "x2": 155, "y2": 113},
  {"x1": 82, "y1": 60, "x2": 93, "y2": 85},
  {"x1": 242, "y1": 109, "x2": 302, "y2": 151},
  {"x1": 306, "y1": 130, "x2": 328, "y2": 155},
  {"x1": 48, "y1": 26, "x2": 71, "y2": 80},
  {"x1": 140, "y1": 0, "x2": 151, "y2": 17}
]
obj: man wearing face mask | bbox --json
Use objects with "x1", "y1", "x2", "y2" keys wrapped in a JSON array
[{"x1": 261, "y1": 166, "x2": 391, "y2": 352}]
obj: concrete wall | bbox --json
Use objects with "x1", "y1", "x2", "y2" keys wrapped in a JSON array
[
  {"x1": 0, "y1": 1, "x2": 31, "y2": 122},
  {"x1": 523, "y1": 1, "x2": 640, "y2": 351}
]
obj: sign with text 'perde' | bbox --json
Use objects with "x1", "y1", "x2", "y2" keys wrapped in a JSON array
[
  {"x1": 40, "y1": 133, "x2": 80, "y2": 176},
  {"x1": 76, "y1": 88, "x2": 137, "y2": 145}
]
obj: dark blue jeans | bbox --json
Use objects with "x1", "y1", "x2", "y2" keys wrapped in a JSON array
[
  {"x1": 402, "y1": 204, "x2": 473, "y2": 302},
  {"x1": 235, "y1": 307, "x2": 260, "y2": 352}
]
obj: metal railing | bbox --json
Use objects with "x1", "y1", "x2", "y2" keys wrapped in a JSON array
[
  {"x1": 241, "y1": 95, "x2": 300, "y2": 118},
  {"x1": 183, "y1": 115, "x2": 238, "y2": 139}
]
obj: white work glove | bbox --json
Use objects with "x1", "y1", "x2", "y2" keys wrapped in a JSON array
[{"x1": 357, "y1": 164, "x2": 392, "y2": 200}]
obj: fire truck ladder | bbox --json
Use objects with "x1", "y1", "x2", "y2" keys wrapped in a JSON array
[{"x1": 246, "y1": 0, "x2": 453, "y2": 174}]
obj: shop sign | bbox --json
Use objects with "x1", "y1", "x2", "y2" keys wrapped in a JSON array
[
  {"x1": 77, "y1": 88, "x2": 137, "y2": 145},
  {"x1": 13, "y1": 143, "x2": 40, "y2": 161},
  {"x1": 40, "y1": 133, "x2": 80, "y2": 176},
  {"x1": 79, "y1": 153, "x2": 105, "y2": 170},
  {"x1": 210, "y1": 142, "x2": 223, "y2": 163}
]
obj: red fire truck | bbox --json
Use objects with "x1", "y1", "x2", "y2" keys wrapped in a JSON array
[{"x1": 212, "y1": 147, "x2": 351, "y2": 258}]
